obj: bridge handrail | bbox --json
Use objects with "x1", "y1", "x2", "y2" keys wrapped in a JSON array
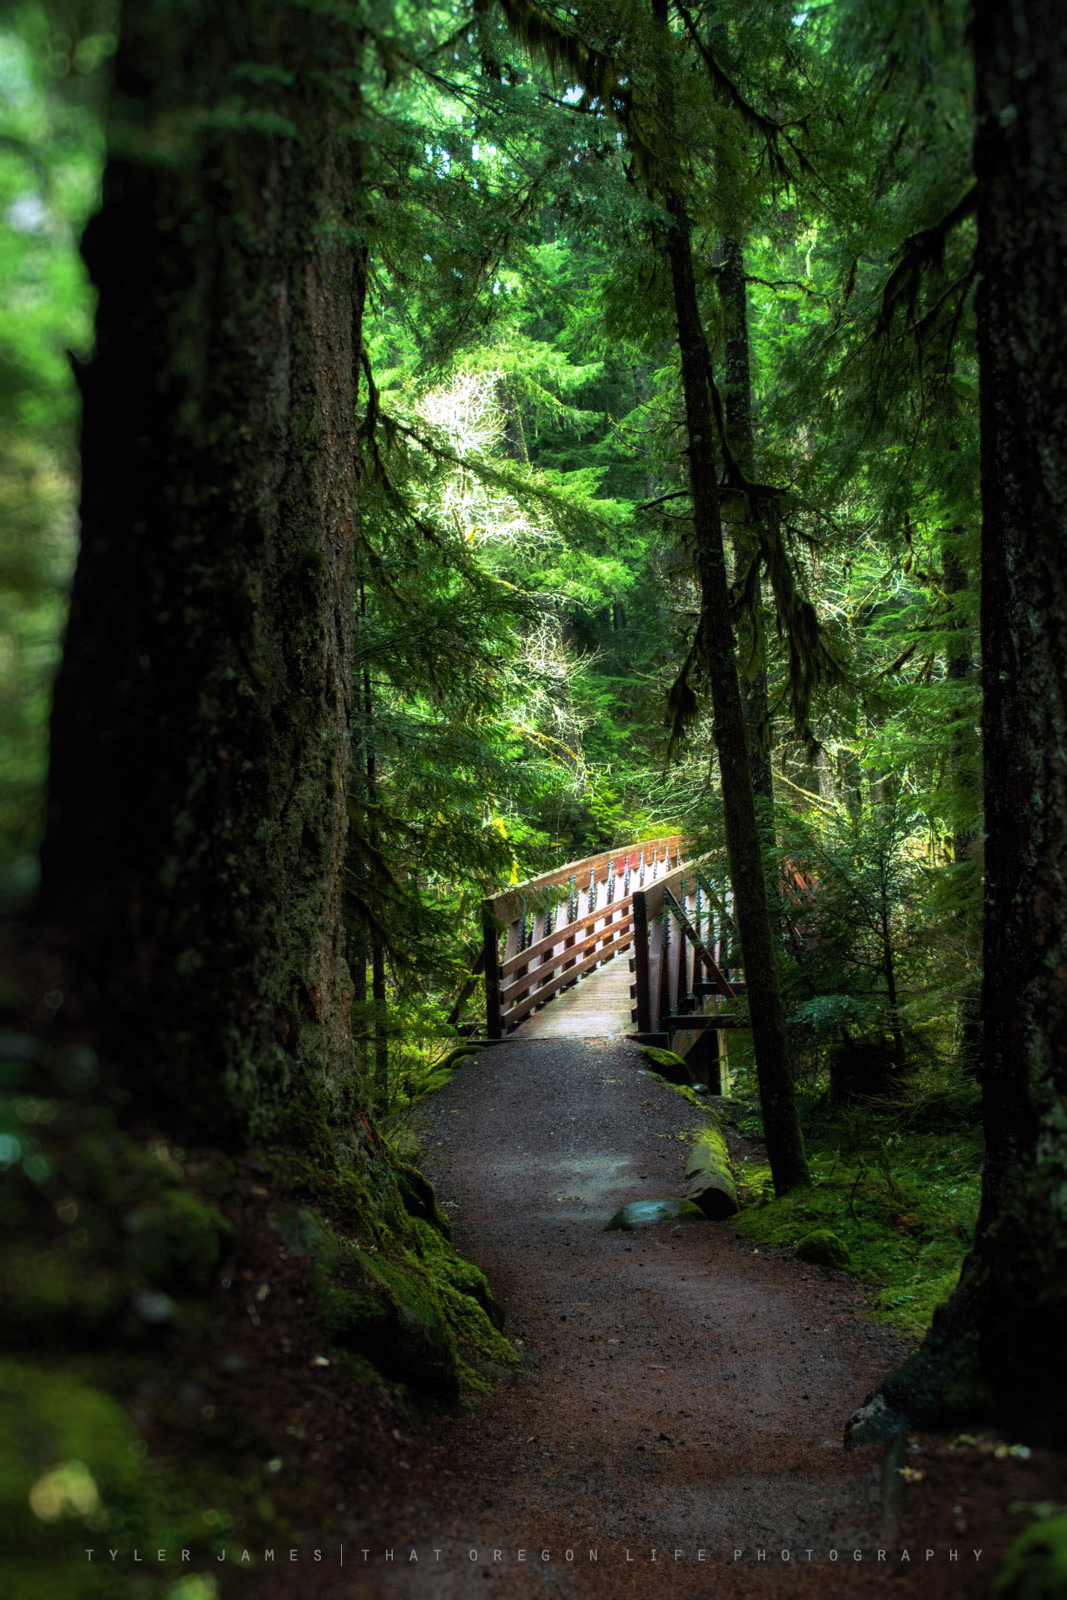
[
  {"x1": 482, "y1": 835, "x2": 684, "y2": 1038},
  {"x1": 632, "y1": 854, "x2": 741, "y2": 1041},
  {"x1": 483, "y1": 835, "x2": 684, "y2": 924}
]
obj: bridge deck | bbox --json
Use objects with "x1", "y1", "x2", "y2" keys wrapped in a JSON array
[{"x1": 513, "y1": 952, "x2": 633, "y2": 1038}]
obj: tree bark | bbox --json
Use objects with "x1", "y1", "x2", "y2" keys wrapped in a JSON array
[
  {"x1": 39, "y1": 0, "x2": 367, "y2": 1152},
  {"x1": 848, "y1": 0, "x2": 1067, "y2": 1442},
  {"x1": 717, "y1": 234, "x2": 775, "y2": 813},
  {"x1": 942, "y1": 536, "x2": 982, "y2": 1074},
  {"x1": 662, "y1": 191, "x2": 809, "y2": 1196}
]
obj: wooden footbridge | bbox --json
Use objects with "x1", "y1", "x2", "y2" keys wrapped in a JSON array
[{"x1": 481, "y1": 838, "x2": 747, "y2": 1085}]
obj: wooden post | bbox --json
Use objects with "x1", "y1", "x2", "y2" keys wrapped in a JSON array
[
  {"x1": 633, "y1": 887, "x2": 652, "y2": 1034},
  {"x1": 482, "y1": 900, "x2": 503, "y2": 1040}
]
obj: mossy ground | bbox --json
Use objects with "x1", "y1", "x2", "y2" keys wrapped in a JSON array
[
  {"x1": 727, "y1": 1054, "x2": 983, "y2": 1340},
  {"x1": 0, "y1": 1025, "x2": 515, "y2": 1599}
]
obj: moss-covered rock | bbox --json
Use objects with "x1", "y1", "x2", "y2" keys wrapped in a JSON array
[
  {"x1": 795, "y1": 1229, "x2": 851, "y2": 1269},
  {"x1": 640, "y1": 1045, "x2": 693, "y2": 1087},
  {"x1": 274, "y1": 1187, "x2": 515, "y2": 1401},
  {"x1": 410, "y1": 1217, "x2": 505, "y2": 1331}
]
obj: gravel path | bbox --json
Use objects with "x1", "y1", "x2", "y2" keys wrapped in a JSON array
[{"x1": 328, "y1": 1035, "x2": 924, "y2": 1599}]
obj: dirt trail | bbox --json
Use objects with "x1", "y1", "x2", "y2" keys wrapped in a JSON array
[{"x1": 311, "y1": 1035, "x2": 956, "y2": 1600}]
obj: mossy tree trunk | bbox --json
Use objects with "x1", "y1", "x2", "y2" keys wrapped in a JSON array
[
  {"x1": 848, "y1": 0, "x2": 1067, "y2": 1442},
  {"x1": 40, "y1": 0, "x2": 368, "y2": 1153}
]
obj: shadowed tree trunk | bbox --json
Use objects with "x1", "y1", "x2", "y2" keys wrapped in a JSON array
[
  {"x1": 717, "y1": 233, "x2": 774, "y2": 814},
  {"x1": 942, "y1": 536, "x2": 982, "y2": 1074},
  {"x1": 847, "y1": 0, "x2": 1067, "y2": 1443},
  {"x1": 39, "y1": 0, "x2": 368, "y2": 1154},
  {"x1": 661, "y1": 188, "x2": 809, "y2": 1196}
]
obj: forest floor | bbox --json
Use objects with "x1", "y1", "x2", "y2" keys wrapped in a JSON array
[{"x1": 242, "y1": 1035, "x2": 1067, "y2": 1600}]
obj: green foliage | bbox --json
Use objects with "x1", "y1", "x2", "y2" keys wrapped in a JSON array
[
  {"x1": 0, "y1": 6, "x2": 102, "y2": 905},
  {"x1": 0, "y1": 1361, "x2": 155, "y2": 1599},
  {"x1": 995, "y1": 1517, "x2": 1067, "y2": 1600},
  {"x1": 732, "y1": 1087, "x2": 982, "y2": 1339}
]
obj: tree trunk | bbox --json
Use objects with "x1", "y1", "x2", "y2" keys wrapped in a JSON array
[
  {"x1": 941, "y1": 535, "x2": 981, "y2": 865},
  {"x1": 39, "y1": 0, "x2": 367, "y2": 1153},
  {"x1": 942, "y1": 536, "x2": 982, "y2": 1074},
  {"x1": 848, "y1": 0, "x2": 1067, "y2": 1442},
  {"x1": 662, "y1": 191, "x2": 809, "y2": 1196},
  {"x1": 717, "y1": 234, "x2": 775, "y2": 813}
]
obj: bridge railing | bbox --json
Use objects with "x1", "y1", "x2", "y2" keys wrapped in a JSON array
[
  {"x1": 631, "y1": 855, "x2": 745, "y2": 1065},
  {"x1": 482, "y1": 836, "x2": 683, "y2": 1038}
]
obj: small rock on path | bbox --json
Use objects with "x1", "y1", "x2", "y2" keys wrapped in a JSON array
[{"x1": 340, "y1": 1036, "x2": 927, "y2": 1598}]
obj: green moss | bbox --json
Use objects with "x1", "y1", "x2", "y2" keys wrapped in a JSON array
[
  {"x1": 409, "y1": 1218, "x2": 510, "y2": 1342},
  {"x1": 795, "y1": 1229, "x2": 851, "y2": 1269},
  {"x1": 731, "y1": 1113, "x2": 981, "y2": 1338},
  {"x1": 273, "y1": 1095, "x2": 338, "y2": 1171},
  {"x1": 640, "y1": 1046, "x2": 692, "y2": 1086},
  {"x1": 995, "y1": 1515, "x2": 1067, "y2": 1599},
  {"x1": 270, "y1": 1145, "x2": 515, "y2": 1402},
  {"x1": 266, "y1": 1149, "x2": 401, "y2": 1244},
  {"x1": 393, "y1": 1159, "x2": 452, "y2": 1239},
  {"x1": 684, "y1": 1118, "x2": 739, "y2": 1217},
  {"x1": 0, "y1": 1362, "x2": 164, "y2": 1598},
  {"x1": 313, "y1": 1221, "x2": 519, "y2": 1402},
  {"x1": 127, "y1": 1187, "x2": 230, "y2": 1290},
  {"x1": 315, "y1": 1241, "x2": 461, "y2": 1400},
  {"x1": 0, "y1": 1102, "x2": 231, "y2": 1345},
  {"x1": 873, "y1": 1267, "x2": 960, "y2": 1331}
]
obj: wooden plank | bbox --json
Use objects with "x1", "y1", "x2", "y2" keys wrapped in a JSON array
[
  {"x1": 501, "y1": 932, "x2": 634, "y2": 1027},
  {"x1": 648, "y1": 906, "x2": 665, "y2": 1033},
  {"x1": 516, "y1": 952, "x2": 635, "y2": 1038}
]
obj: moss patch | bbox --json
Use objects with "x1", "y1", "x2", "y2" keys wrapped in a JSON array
[
  {"x1": 995, "y1": 1515, "x2": 1067, "y2": 1599},
  {"x1": 268, "y1": 1137, "x2": 517, "y2": 1403},
  {"x1": 640, "y1": 1046, "x2": 693, "y2": 1087},
  {"x1": 0, "y1": 1085, "x2": 231, "y2": 1347},
  {"x1": 795, "y1": 1228, "x2": 851, "y2": 1269},
  {"x1": 683, "y1": 1117, "x2": 738, "y2": 1218},
  {"x1": 730, "y1": 1103, "x2": 981, "y2": 1338}
]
